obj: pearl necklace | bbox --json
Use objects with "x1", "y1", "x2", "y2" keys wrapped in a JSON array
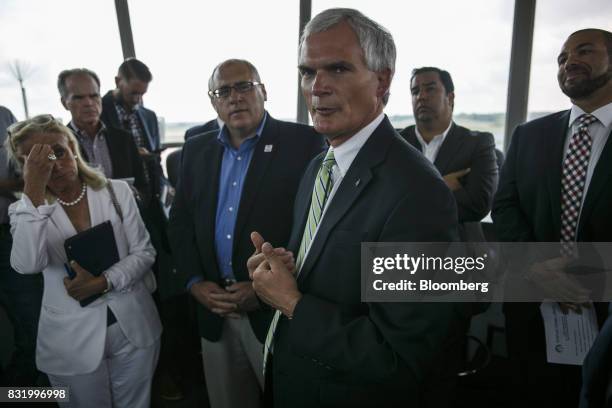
[{"x1": 57, "y1": 183, "x2": 87, "y2": 207}]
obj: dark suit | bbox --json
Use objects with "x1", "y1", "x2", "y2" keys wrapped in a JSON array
[
  {"x1": 101, "y1": 91, "x2": 160, "y2": 151},
  {"x1": 400, "y1": 122, "x2": 498, "y2": 223},
  {"x1": 71, "y1": 125, "x2": 149, "y2": 202},
  {"x1": 580, "y1": 315, "x2": 612, "y2": 408},
  {"x1": 168, "y1": 114, "x2": 324, "y2": 343},
  {"x1": 272, "y1": 117, "x2": 470, "y2": 407},
  {"x1": 492, "y1": 109, "x2": 612, "y2": 407},
  {"x1": 184, "y1": 119, "x2": 219, "y2": 141}
]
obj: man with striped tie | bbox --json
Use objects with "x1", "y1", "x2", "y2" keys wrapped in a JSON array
[{"x1": 249, "y1": 8, "x2": 469, "y2": 408}]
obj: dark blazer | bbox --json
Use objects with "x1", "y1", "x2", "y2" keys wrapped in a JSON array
[
  {"x1": 580, "y1": 316, "x2": 612, "y2": 408},
  {"x1": 492, "y1": 110, "x2": 612, "y2": 406},
  {"x1": 101, "y1": 91, "x2": 160, "y2": 151},
  {"x1": 184, "y1": 119, "x2": 219, "y2": 141},
  {"x1": 168, "y1": 114, "x2": 325, "y2": 343},
  {"x1": 400, "y1": 122, "x2": 498, "y2": 223},
  {"x1": 71, "y1": 125, "x2": 149, "y2": 201},
  {"x1": 272, "y1": 117, "x2": 470, "y2": 408},
  {"x1": 493, "y1": 110, "x2": 612, "y2": 243}
]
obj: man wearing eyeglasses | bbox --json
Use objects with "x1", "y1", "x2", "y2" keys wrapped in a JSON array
[{"x1": 168, "y1": 59, "x2": 324, "y2": 408}]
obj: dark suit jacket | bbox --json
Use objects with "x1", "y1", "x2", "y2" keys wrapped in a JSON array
[
  {"x1": 184, "y1": 119, "x2": 219, "y2": 141},
  {"x1": 272, "y1": 117, "x2": 470, "y2": 408},
  {"x1": 492, "y1": 110, "x2": 612, "y2": 405},
  {"x1": 168, "y1": 114, "x2": 325, "y2": 343},
  {"x1": 400, "y1": 122, "x2": 498, "y2": 223},
  {"x1": 71, "y1": 125, "x2": 149, "y2": 201},
  {"x1": 101, "y1": 91, "x2": 160, "y2": 151},
  {"x1": 580, "y1": 315, "x2": 612, "y2": 408},
  {"x1": 493, "y1": 110, "x2": 612, "y2": 243}
]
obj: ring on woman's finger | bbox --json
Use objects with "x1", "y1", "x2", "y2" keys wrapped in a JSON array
[{"x1": 47, "y1": 153, "x2": 57, "y2": 161}]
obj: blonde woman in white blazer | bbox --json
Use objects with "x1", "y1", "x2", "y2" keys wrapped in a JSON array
[{"x1": 6, "y1": 115, "x2": 162, "y2": 408}]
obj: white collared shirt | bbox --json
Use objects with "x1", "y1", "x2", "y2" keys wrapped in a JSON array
[
  {"x1": 415, "y1": 121, "x2": 453, "y2": 163},
  {"x1": 563, "y1": 102, "x2": 612, "y2": 225},
  {"x1": 298, "y1": 112, "x2": 385, "y2": 271}
]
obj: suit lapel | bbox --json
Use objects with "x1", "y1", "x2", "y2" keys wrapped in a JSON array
[
  {"x1": 546, "y1": 111, "x2": 570, "y2": 237},
  {"x1": 434, "y1": 123, "x2": 463, "y2": 175},
  {"x1": 136, "y1": 110, "x2": 155, "y2": 151},
  {"x1": 288, "y1": 157, "x2": 321, "y2": 253},
  {"x1": 233, "y1": 116, "x2": 279, "y2": 247},
  {"x1": 297, "y1": 118, "x2": 392, "y2": 284},
  {"x1": 578, "y1": 128, "x2": 612, "y2": 237},
  {"x1": 403, "y1": 127, "x2": 421, "y2": 152},
  {"x1": 198, "y1": 140, "x2": 224, "y2": 277},
  {"x1": 104, "y1": 131, "x2": 123, "y2": 177}
]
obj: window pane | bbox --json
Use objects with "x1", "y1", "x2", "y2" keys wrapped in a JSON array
[
  {"x1": 312, "y1": 0, "x2": 514, "y2": 148},
  {"x1": 0, "y1": 0, "x2": 122, "y2": 122},
  {"x1": 528, "y1": 0, "x2": 612, "y2": 117},
  {"x1": 128, "y1": 0, "x2": 299, "y2": 143}
]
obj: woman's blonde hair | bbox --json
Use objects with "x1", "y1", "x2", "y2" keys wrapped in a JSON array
[{"x1": 5, "y1": 114, "x2": 108, "y2": 191}]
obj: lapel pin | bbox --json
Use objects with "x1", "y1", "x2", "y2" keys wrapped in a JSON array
[
  {"x1": 355, "y1": 179, "x2": 361, "y2": 187},
  {"x1": 264, "y1": 144, "x2": 273, "y2": 153}
]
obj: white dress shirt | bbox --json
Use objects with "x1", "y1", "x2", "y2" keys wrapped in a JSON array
[
  {"x1": 415, "y1": 121, "x2": 453, "y2": 163},
  {"x1": 298, "y1": 112, "x2": 385, "y2": 272}
]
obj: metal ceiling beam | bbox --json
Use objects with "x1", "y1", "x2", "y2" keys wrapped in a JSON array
[
  {"x1": 114, "y1": 0, "x2": 136, "y2": 59},
  {"x1": 503, "y1": 0, "x2": 536, "y2": 151},
  {"x1": 296, "y1": 0, "x2": 312, "y2": 124}
]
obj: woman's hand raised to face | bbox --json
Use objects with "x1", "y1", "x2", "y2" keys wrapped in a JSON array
[{"x1": 22, "y1": 144, "x2": 56, "y2": 206}]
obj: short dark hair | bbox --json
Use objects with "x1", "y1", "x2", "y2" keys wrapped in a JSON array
[
  {"x1": 569, "y1": 28, "x2": 612, "y2": 61},
  {"x1": 118, "y1": 58, "x2": 153, "y2": 82},
  {"x1": 411, "y1": 67, "x2": 454, "y2": 94},
  {"x1": 57, "y1": 68, "x2": 100, "y2": 99}
]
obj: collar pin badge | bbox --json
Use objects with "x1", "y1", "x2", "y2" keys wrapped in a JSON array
[
  {"x1": 264, "y1": 144, "x2": 273, "y2": 153},
  {"x1": 355, "y1": 179, "x2": 361, "y2": 187}
]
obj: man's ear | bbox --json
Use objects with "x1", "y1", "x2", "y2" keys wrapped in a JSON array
[
  {"x1": 60, "y1": 97, "x2": 69, "y2": 110},
  {"x1": 260, "y1": 84, "x2": 268, "y2": 102},
  {"x1": 114, "y1": 76, "x2": 121, "y2": 88},
  {"x1": 376, "y1": 68, "x2": 393, "y2": 100},
  {"x1": 448, "y1": 91, "x2": 455, "y2": 110}
]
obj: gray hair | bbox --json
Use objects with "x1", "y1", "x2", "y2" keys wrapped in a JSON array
[
  {"x1": 208, "y1": 59, "x2": 261, "y2": 94},
  {"x1": 57, "y1": 68, "x2": 100, "y2": 99},
  {"x1": 299, "y1": 8, "x2": 396, "y2": 104}
]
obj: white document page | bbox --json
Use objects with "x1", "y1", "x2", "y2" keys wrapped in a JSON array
[{"x1": 539, "y1": 302, "x2": 599, "y2": 365}]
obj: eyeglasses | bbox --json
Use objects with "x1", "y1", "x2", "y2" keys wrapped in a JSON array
[{"x1": 208, "y1": 81, "x2": 262, "y2": 99}]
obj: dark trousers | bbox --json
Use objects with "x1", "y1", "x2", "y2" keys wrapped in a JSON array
[
  {"x1": 504, "y1": 303, "x2": 582, "y2": 408},
  {"x1": 0, "y1": 226, "x2": 43, "y2": 386}
]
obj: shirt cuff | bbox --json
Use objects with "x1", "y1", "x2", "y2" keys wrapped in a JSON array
[{"x1": 186, "y1": 275, "x2": 204, "y2": 291}]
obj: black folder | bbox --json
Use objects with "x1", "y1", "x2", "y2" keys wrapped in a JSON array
[{"x1": 64, "y1": 220, "x2": 119, "y2": 307}]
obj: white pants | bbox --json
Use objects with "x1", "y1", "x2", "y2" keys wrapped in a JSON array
[
  {"x1": 201, "y1": 316, "x2": 264, "y2": 408},
  {"x1": 48, "y1": 322, "x2": 160, "y2": 408}
]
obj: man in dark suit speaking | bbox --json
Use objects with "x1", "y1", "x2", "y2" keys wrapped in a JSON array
[
  {"x1": 168, "y1": 59, "x2": 323, "y2": 408},
  {"x1": 249, "y1": 8, "x2": 469, "y2": 408},
  {"x1": 492, "y1": 28, "x2": 612, "y2": 407}
]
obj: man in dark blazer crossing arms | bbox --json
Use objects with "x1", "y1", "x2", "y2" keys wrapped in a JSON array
[
  {"x1": 400, "y1": 67, "x2": 498, "y2": 225},
  {"x1": 492, "y1": 28, "x2": 612, "y2": 407},
  {"x1": 250, "y1": 8, "x2": 470, "y2": 408},
  {"x1": 168, "y1": 59, "x2": 324, "y2": 408}
]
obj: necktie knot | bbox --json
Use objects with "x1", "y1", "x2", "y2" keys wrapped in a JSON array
[
  {"x1": 322, "y1": 149, "x2": 336, "y2": 171},
  {"x1": 576, "y1": 113, "x2": 597, "y2": 130}
]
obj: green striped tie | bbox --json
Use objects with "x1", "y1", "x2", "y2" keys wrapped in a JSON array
[{"x1": 262, "y1": 149, "x2": 336, "y2": 376}]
